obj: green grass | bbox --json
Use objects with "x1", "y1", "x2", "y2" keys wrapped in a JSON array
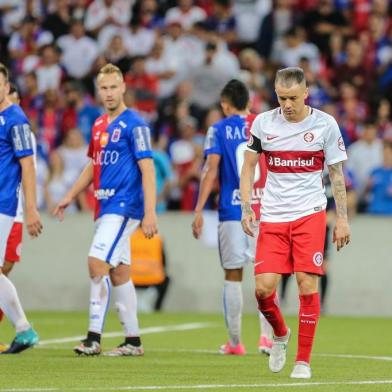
[{"x1": 1, "y1": 312, "x2": 392, "y2": 391}]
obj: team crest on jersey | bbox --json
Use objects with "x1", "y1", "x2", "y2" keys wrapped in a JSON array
[
  {"x1": 100, "y1": 132, "x2": 110, "y2": 147},
  {"x1": 304, "y1": 132, "x2": 314, "y2": 143},
  {"x1": 0, "y1": 116, "x2": 4, "y2": 125},
  {"x1": 338, "y1": 136, "x2": 346, "y2": 151},
  {"x1": 111, "y1": 128, "x2": 121, "y2": 143}
]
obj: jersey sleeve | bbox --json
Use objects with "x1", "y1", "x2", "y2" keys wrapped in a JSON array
[
  {"x1": 10, "y1": 122, "x2": 34, "y2": 159},
  {"x1": 131, "y1": 124, "x2": 153, "y2": 160},
  {"x1": 324, "y1": 116, "x2": 347, "y2": 165},
  {"x1": 246, "y1": 114, "x2": 263, "y2": 153},
  {"x1": 204, "y1": 125, "x2": 221, "y2": 156}
]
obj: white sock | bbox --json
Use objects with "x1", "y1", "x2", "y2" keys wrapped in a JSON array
[
  {"x1": 0, "y1": 274, "x2": 30, "y2": 333},
  {"x1": 113, "y1": 280, "x2": 140, "y2": 337},
  {"x1": 88, "y1": 276, "x2": 111, "y2": 334},
  {"x1": 259, "y1": 311, "x2": 273, "y2": 340},
  {"x1": 223, "y1": 280, "x2": 243, "y2": 346}
]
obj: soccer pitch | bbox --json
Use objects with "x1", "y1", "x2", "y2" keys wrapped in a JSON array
[{"x1": 1, "y1": 312, "x2": 392, "y2": 392}]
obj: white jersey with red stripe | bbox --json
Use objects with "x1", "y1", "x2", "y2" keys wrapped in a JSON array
[{"x1": 248, "y1": 106, "x2": 347, "y2": 222}]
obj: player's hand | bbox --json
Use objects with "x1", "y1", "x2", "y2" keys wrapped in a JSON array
[
  {"x1": 142, "y1": 211, "x2": 158, "y2": 239},
  {"x1": 191, "y1": 211, "x2": 203, "y2": 239},
  {"x1": 52, "y1": 195, "x2": 73, "y2": 221},
  {"x1": 25, "y1": 207, "x2": 43, "y2": 238},
  {"x1": 241, "y1": 203, "x2": 256, "y2": 237},
  {"x1": 333, "y1": 217, "x2": 351, "y2": 251}
]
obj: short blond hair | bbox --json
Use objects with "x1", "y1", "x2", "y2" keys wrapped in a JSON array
[{"x1": 97, "y1": 63, "x2": 123, "y2": 80}]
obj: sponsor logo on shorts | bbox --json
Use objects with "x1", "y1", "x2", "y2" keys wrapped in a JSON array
[
  {"x1": 94, "y1": 242, "x2": 106, "y2": 251},
  {"x1": 313, "y1": 252, "x2": 323, "y2": 267},
  {"x1": 304, "y1": 132, "x2": 314, "y2": 143}
]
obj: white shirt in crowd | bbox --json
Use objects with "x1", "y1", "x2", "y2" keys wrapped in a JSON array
[
  {"x1": 57, "y1": 34, "x2": 99, "y2": 78},
  {"x1": 84, "y1": 0, "x2": 133, "y2": 32}
]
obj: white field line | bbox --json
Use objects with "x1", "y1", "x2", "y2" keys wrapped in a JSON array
[
  {"x1": 315, "y1": 353, "x2": 392, "y2": 362},
  {"x1": 2, "y1": 380, "x2": 392, "y2": 392},
  {"x1": 38, "y1": 322, "x2": 217, "y2": 346}
]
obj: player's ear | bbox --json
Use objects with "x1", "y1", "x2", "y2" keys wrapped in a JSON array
[
  {"x1": 5, "y1": 81, "x2": 10, "y2": 95},
  {"x1": 303, "y1": 87, "x2": 309, "y2": 100}
]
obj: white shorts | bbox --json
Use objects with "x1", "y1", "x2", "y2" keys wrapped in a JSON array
[
  {"x1": 0, "y1": 214, "x2": 15, "y2": 267},
  {"x1": 88, "y1": 214, "x2": 140, "y2": 267},
  {"x1": 218, "y1": 221, "x2": 259, "y2": 270}
]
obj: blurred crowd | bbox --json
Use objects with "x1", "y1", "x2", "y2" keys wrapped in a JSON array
[{"x1": 1, "y1": 0, "x2": 392, "y2": 215}]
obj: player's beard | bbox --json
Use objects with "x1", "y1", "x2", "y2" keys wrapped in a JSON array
[{"x1": 106, "y1": 98, "x2": 120, "y2": 113}]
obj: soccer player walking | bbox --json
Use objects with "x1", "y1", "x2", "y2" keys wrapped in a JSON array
[
  {"x1": 0, "y1": 63, "x2": 42, "y2": 354},
  {"x1": 241, "y1": 67, "x2": 350, "y2": 378},
  {"x1": 54, "y1": 64, "x2": 157, "y2": 356},
  {"x1": 192, "y1": 79, "x2": 273, "y2": 355}
]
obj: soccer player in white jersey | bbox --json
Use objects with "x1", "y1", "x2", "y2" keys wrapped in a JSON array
[
  {"x1": 240, "y1": 67, "x2": 350, "y2": 379},
  {"x1": 54, "y1": 64, "x2": 158, "y2": 356},
  {"x1": 192, "y1": 79, "x2": 273, "y2": 355},
  {"x1": 0, "y1": 63, "x2": 42, "y2": 354}
]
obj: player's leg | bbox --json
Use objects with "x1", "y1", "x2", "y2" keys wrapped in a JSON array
[
  {"x1": 218, "y1": 221, "x2": 248, "y2": 355},
  {"x1": 74, "y1": 214, "x2": 132, "y2": 356},
  {"x1": 104, "y1": 218, "x2": 143, "y2": 356},
  {"x1": 0, "y1": 222, "x2": 22, "y2": 324},
  {"x1": 290, "y1": 211, "x2": 326, "y2": 379},
  {"x1": 254, "y1": 220, "x2": 292, "y2": 372},
  {"x1": 219, "y1": 267, "x2": 246, "y2": 355},
  {"x1": 320, "y1": 224, "x2": 331, "y2": 312},
  {"x1": 0, "y1": 217, "x2": 38, "y2": 355},
  {"x1": 245, "y1": 223, "x2": 273, "y2": 354}
]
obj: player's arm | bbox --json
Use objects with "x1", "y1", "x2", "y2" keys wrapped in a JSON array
[
  {"x1": 138, "y1": 158, "x2": 158, "y2": 239},
  {"x1": 53, "y1": 161, "x2": 93, "y2": 221},
  {"x1": 19, "y1": 155, "x2": 43, "y2": 238},
  {"x1": 240, "y1": 132, "x2": 262, "y2": 237},
  {"x1": 240, "y1": 150, "x2": 260, "y2": 237},
  {"x1": 327, "y1": 161, "x2": 350, "y2": 251},
  {"x1": 192, "y1": 154, "x2": 220, "y2": 239}
]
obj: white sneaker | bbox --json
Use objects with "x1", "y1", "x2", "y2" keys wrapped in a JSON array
[
  {"x1": 268, "y1": 328, "x2": 291, "y2": 373},
  {"x1": 290, "y1": 362, "x2": 312, "y2": 379}
]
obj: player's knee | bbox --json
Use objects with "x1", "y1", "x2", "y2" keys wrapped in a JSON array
[
  {"x1": 2, "y1": 262, "x2": 13, "y2": 276},
  {"x1": 297, "y1": 275, "x2": 318, "y2": 295},
  {"x1": 255, "y1": 282, "x2": 275, "y2": 298},
  {"x1": 110, "y1": 266, "x2": 129, "y2": 286}
]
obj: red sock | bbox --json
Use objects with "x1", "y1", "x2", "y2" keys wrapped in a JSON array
[
  {"x1": 0, "y1": 309, "x2": 4, "y2": 322},
  {"x1": 296, "y1": 293, "x2": 320, "y2": 364},
  {"x1": 255, "y1": 291, "x2": 288, "y2": 337}
]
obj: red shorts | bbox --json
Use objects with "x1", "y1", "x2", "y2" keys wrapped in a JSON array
[
  {"x1": 255, "y1": 211, "x2": 326, "y2": 276},
  {"x1": 5, "y1": 222, "x2": 23, "y2": 262}
]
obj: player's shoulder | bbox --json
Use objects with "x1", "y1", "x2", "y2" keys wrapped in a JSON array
[
  {"x1": 212, "y1": 116, "x2": 235, "y2": 131},
  {"x1": 251, "y1": 108, "x2": 280, "y2": 131},
  {"x1": 311, "y1": 107, "x2": 338, "y2": 126},
  {"x1": 2, "y1": 104, "x2": 29, "y2": 126},
  {"x1": 93, "y1": 113, "x2": 108, "y2": 128},
  {"x1": 122, "y1": 108, "x2": 149, "y2": 129}
]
